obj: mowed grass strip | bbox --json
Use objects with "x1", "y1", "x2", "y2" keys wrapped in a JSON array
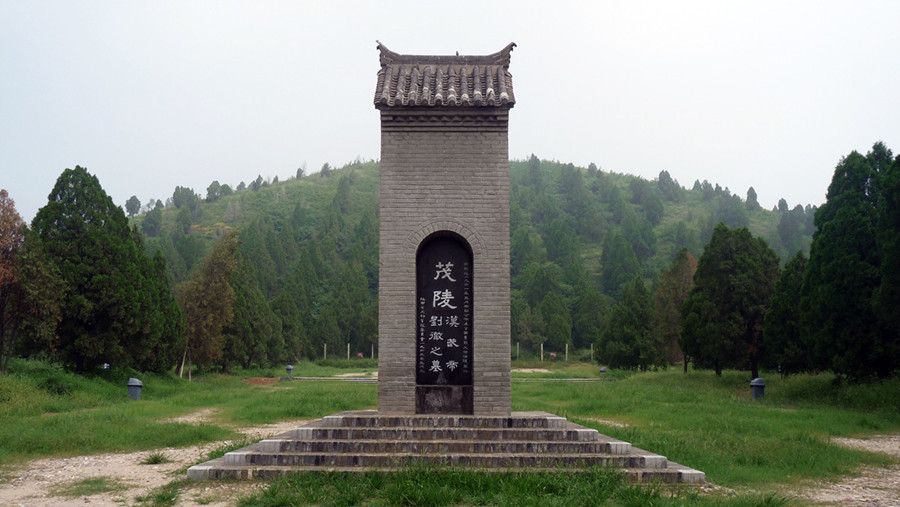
[
  {"x1": 512, "y1": 368, "x2": 900, "y2": 487},
  {"x1": 0, "y1": 359, "x2": 376, "y2": 465}
]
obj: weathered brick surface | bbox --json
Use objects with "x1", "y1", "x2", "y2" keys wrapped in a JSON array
[{"x1": 378, "y1": 109, "x2": 511, "y2": 415}]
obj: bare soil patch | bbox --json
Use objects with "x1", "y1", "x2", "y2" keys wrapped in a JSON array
[
  {"x1": 0, "y1": 413, "x2": 308, "y2": 507},
  {"x1": 578, "y1": 416, "x2": 630, "y2": 428},
  {"x1": 795, "y1": 434, "x2": 900, "y2": 506}
]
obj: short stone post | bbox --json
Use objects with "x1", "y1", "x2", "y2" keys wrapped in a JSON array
[
  {"x1": 750, "y1": 378, "x2": 765, "y2": 399},
  {"x1": 127, "y1": 378, "x2": 143, "y2": 400}
]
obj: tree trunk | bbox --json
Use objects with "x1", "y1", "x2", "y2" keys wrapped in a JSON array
[
  {"x1": 178, "y1": 348, "x2": 186, "y2": 378},
  {"x1": 683, "y1": 356, "x2": 688, "y2": 373},
  {"x1": 751, "y1": 360, "x2": 759, "y2": 380},
  {"x1": 715, "y1": 361, "x2": 722, "y2": 376}
]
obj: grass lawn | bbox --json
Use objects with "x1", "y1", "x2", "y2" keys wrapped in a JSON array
[{"x1": 1, "y1": 358, "x2": 898, "y2": 505}]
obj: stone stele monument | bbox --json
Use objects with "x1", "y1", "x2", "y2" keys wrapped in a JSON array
[
  {"x1": 186, "y1": 43, "x2": 704, "y2": 483},
  {"x1": 374, "y1": 41, "x2": 515, "y2": 416}
]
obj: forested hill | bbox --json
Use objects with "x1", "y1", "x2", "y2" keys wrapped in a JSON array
[{"x1": 131, "y1": 157, "x2": 814, "y2": 365}]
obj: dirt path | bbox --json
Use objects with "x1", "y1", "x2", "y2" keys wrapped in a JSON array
[
  {"x1": 796, "y1": 435, "x2": 900, "y2": 505},
  {"x1": 1, "y1": 410, "x2": 897, "y2": 506},
  {"x1": 0, "y1": 410, "x2": 309, "y2": 507}
]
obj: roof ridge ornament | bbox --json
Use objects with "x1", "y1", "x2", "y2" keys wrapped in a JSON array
[{"x1": 376, "y1": 41, "x2": 516, "y2": 68}]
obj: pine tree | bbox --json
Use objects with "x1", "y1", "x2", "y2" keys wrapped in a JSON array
[
  {"x1": 176, "y1": 230, "x2": 239, "y2": 374},
  {"x1": 745, "y1": 187, "x2": 761, "y2": 211},
  {"x1": 572, "y1": 285, "x2": 609, "y2": 350},
  {"x1": 622, "y1": 211, "x2": 657, "y2": 261},
  {"x1": 271, "y1": 287, "x2": 305, "y2": 362},
  {"x1": 800, "y1": 144, "x2": 894, "y2": 379},
  {"x1": 3, "y1": 230, "x2": 65, "y2": 372},
  {"x1": 764, "y1": 251, "x2": 809, "y2": 375},
  {"x1": 653, "y1": 248, "x2": 697, "y2": 366},
  {"x1": 222, "y1": 255, "x2": 283, "y2": 369},
  {"x1": 600, "y1": 232, "x2": 640, "y2": 297},
  {"x1": 875, "y1": 149, "x2": 900, "y2": 352},
  {"x1": 142, "y1": 201, "x2": 163, "y2": 236},
  {"x1": 539, "y1": 292, "x2": 571, "y2": 351},
  {"x1": 601, "y1": 276, "x2": 663, "y2": 370},
  {"x1": 32, "y1": 167, "x2": 181, "y2": 371},
  {"x1": 125, "y1": 195, "x2": 141, "y2": 217},
  {"x1": 681, "y1": 224, "x2": 779, "y2": 377}
]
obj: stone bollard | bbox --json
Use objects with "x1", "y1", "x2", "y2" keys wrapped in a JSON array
[
  {"x1": 750, "y1": 378, "x2": 765, "y2": 399},
  {"x1": 128, "y1": 378, "x2": 143, "y2": 400}
]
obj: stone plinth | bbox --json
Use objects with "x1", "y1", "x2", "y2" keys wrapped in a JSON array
[{"x1": 186, "y1": 410, "x2": 705, "y2": 484}]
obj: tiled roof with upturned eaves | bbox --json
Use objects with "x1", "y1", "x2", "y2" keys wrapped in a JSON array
[{"x1": 374, "y1": 42, "x2": 516, "y2": 109}]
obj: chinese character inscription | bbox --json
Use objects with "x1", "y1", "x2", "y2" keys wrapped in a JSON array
[{"x1": 416, "y1": 236, "x2": 472, "y2": 386}]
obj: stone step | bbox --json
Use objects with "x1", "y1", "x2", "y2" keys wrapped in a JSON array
[
  {"x1": 320, "y1": 410, "x2": 568, "y2": 429},
  {"x1": 185, "y1": 411, "x2": 706, "y2": 485},
  {"x1": 188, "y1": 459, "x2": 705, "y2": 484},
  {"x1": 221, "y1": 449, "x2": 668, "y2": 469},
  {"x1": 290, "y1": 426, "x2": 602, "y2": 442},
  {"x1": 257, "y1": 438, "x2": 629, "y2": 455}
]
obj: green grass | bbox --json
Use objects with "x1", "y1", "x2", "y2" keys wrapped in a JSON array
[
  {"x1": 0, "y1": 358, "x2": 375, "y2": 465},
  {"x1": 3, "y1": 358, "x2": 898, "y2": 504},
  {"x1": 48, "y1": 476, "x2": 129, "y2": 497},
  {"x1": 236, "y1": 467, "x2": 791, "y2": 506},
  {"x1": 135, "y1": 479, "x2": 186, "y2": 506},
  {"x1": 512, "y1": 369, "x2": 899, "y2": 487},
  {"x1": 140, "y1": 452, "x2": 172, "y2": 465}
]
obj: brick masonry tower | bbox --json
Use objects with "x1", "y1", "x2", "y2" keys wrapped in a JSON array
[
  {"x1": 374, "y1": 42, "x2": 516, "y2": 415},
  {"x1": 187, "y1": 44, "x2": 703, "y2": 483}
]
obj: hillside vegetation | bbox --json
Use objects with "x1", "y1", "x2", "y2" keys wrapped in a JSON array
[{"x1": 129, "y1": 157, "x2": 813, "y2": 367}]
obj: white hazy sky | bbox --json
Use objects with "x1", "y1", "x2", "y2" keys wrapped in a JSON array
[{"x1": 2, "y1": 1, "x2": 899, "y2": 223}]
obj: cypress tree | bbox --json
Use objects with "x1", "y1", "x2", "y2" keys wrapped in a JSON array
[
  {"x1": 801, "y1": 144, "x2": 894, "y2": 379},
  {"x1": 681, "y1": 224, "x2": 779, "y2": 378},
  {"x1": 600, "y1": 232, "x2": 640, "y2": 298},
  {"x1": 601, "y1": 276, "x2": 663, "y2": 371},
  {"x1": 764, "y1": 251, "x2": 809, "y2": 375},
  {"x1": 875, "y1": 150, "x2": 900, "y2": 355},
  {"x1": 32, "y1": 166, "x2": 181, "y2": 371}
]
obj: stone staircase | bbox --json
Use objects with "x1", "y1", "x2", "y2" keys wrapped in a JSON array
[{"x1": 187, "y1": 410, "x2": 704, "y2": 484}]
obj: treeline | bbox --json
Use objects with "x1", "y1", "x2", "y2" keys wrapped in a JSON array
[
  {"x1": 3, "y1": 144, "x2": 895, "y2": 381},
  {"x1": 586, "y1": 143, "x2": 899, "y2": 381},
  {"x1": 144, "y1": 161, "x2": 381, "y2": 373}
]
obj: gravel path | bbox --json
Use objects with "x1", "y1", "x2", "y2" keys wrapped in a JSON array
[
  {"x1": 0, "y1": 409, "x2": 896, "y2": 506},
  {"x1": 797, "y1": 435, "x2": 900, "y2": 506},
  {"x1": 0, "y1": 411, "x2": 308, "y2": 507}
]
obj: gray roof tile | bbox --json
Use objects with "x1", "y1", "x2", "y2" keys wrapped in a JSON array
[{"x1": 374, "y1": 42, "x2": 516, "y2": 109}]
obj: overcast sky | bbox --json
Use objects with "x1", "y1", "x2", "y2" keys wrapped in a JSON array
[{"x1": 2, "y1": 1, "x2": 899, "y2": 223}]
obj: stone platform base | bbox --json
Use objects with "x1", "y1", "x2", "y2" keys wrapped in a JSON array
[{"x1": 187, "y1": 410, "x2": 704, "y2": 484}]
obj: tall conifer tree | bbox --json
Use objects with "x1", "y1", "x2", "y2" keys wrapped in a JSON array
[
  {"x1": 32, "y1": 167, "x2": 181, "y2": 371},
  {"x1": 801, "y1": 144, "x2": 895, "y2": 379},
  {"x1": 681, "y1": 224, "x2": 779, "y2": 377}
]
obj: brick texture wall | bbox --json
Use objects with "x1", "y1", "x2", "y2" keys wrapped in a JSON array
[{"x1": 378, "y1": 109, "x2": 511, "y2": 415}]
